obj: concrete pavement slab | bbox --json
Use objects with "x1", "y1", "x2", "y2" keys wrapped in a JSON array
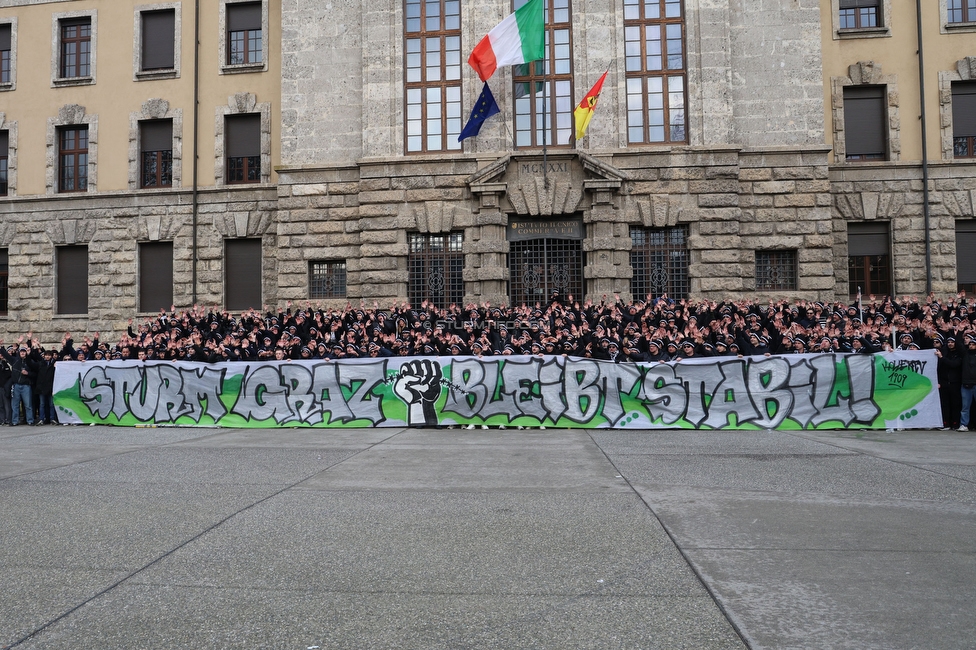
[
  {"x1": 14, "y1": 586, "x2": 745, "y2": 650},
  {"x1": 3, "y1": 426, "x2": 974, "y2": 649},
  {"x1": 299, "y1": 429, "x2": 627, "y2": 491},
  {"x1": 135, "y1": 491, "x2": 701, "y2": 596}
]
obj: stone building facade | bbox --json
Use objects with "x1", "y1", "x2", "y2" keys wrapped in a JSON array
[{"x1": 0, "y1": 0, "x2": 973, "y2": 345}]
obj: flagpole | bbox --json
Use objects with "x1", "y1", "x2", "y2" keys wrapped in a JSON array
[{"x1": 542, "y1": 28, "x2": 549, "y2": 189}]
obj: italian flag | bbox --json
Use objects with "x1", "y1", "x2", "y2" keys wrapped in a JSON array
[{"x1": 468, "y1": 0, "x2": 545, "y2": 82}]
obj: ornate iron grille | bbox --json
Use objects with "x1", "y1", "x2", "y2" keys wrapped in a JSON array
[
  {"x1": 630, "y1": 225, "x2": 689, "y2": 299},
  {"x1": 408, "y1": 232, "x2": 463, "y2": 308},
  {"x1": 756, "y1": 250, "x2": 798, "y2": 291},
  {"x1": 508, "y1": 238, "x2": 583, "y2": 306},
  {"x1": 309, "y1": 261, "x2": 347, "y2": 299}
]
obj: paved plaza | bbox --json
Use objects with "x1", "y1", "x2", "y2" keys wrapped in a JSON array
[{"x1": 1, "y1": 424, "x2": 974, "y2": 649}]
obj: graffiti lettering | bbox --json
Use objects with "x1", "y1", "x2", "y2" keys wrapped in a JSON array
[{"x1": 56, "y1": 351, "x2": 937, "y2": 430}]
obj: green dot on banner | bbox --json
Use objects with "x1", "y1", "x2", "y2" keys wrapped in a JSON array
[{"x1": 911, "y1": 409, "x2": 918, "y2": 417}]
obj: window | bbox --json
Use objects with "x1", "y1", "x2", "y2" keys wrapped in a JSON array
[
  {"x1": 953, "y1": 82, "x2": 976, "y2": 158},
  {"x1": 227, "y1": 2, "x2": 262, "y2": 65},
  {"x1": 140, "y1": 242, "x2": 174, "y2": 312},
  {"x1": 225, "y1": 114, "x2": 260, "y2": 183},
  {"x1": 839, "y1": 0, "x2": 881, "y2": 29},
  {"x1": 848, "y1": 222, "x2": 890, "y2": 298},
  {"x1": 0, "y1": 24, "x2": 10, "y2": 84},
  {"x1": 0, "y1": 248, "x2": 7, "y2": 316},
  {"x1": 948, "y1": 0, "x2": 976, "y2": 24},
  {"x1": 60, "y1": 18, "x2": 91, "y2": 78},
  {"x1": 408, "y1": 232, "x2": 463, "y2": 308},
  {"x1": 755, "y1": 250, "x2": 797, "y2": 292},
  {"x1": 58, "y1": 126, "x2": 88, "y2": 193},
  {"x1": 0, "y1": 130, "x2": 7, "y2": 196},
  {"x1": 140, "y1": 120, "x2": 173, "y2": 188},
  {"x1": 309, "y1": 261, "x2": 347, "y2": 299},
  {"x1": 513, "y1": 0, "x2": 573, "y2": 148},
  {"x1": 404, "y1": 0, "x2": 462, "y2": 153},
  {"x1": 623, "y1": 0, "x2": 687, "y2": 145},
  {"x1": 57, "y1": 245, "x2": 88, "y2": 315},
  {"x1": 225, "y1": 238, "x2": 262, "y2": 311},
  {"x1": 630, "y1": 226, "x2": 689, "y2": 300},
  {"x1": 140, "y1": 9, "x2": 175, "y2": 71},
  {"x1": 957, "y1": 221, "x2": 976, "y2": 293},
  {"x1": 843, "y1": 86, "x2": 886, "y2": 161}
]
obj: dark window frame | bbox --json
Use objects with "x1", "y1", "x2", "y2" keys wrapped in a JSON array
[
  {"x1": 844, "y1": 85, "x2": 887, "y2": 162},
  {"x1": 848, "y1": 222, "x2": 891, "y2": 298},
  {"x1": 513, "y1": 0, "x2": 574, "y2": 149},
  {"x1": 56, "y1": 245, "x2": 88, "y2": 315},
  {"x1": 623, "y1": 0, "x2": 687, "y2": 145},
  {"x1": 755, "y1": 250, "x2": 798, "y2": 292},
  {"x1": 408, "y1": 232, "x2": 464, "y2": 309},
  {"x1": 224, "y1": 238, "x2": 262, "y2": 311},
  {"x1": 952, "y1": 81, "x2": 976, "y2": 159},
  {"x1": 140, "y1": 120, "x2": 173, "y2": 188},
  {"x1": 226, "y1": 2, "x2": 263, "y2": 66},
  {"x1": 0, "y1": 248, "x2": 7, "y2": 316},
  {"x1": 839, "y1": 0, "x2": 882, "y2": 29},
  {"x1": 140, "y1": 8, "x2": 176, "y2": 72},
  {"x1": 139, "y1": 241, "x2": 174, "y2": 313},
  {"x1": 309, "y1": 260, "x2": 348, "y2": 300},
  {"x1": 0, "y1": 23, "x2": 11, "y2": 85},
  {"x1": 225, "y1": 113, "x2": 261, "y2": 184},
  {"x1": 0, "y1": 129, "x2": 7, "y2": 196},
  {"x1": 948, "y1": 0, "x2": 976, "y2": 24},
  {"x1": 404, "y1": 0, "x2": 462, "y2": 153},
  {"x1": 59, "y1": 17, "x2": 91, "y2": 79},
  {"x1": 58, "y1": 126, "x2": 88, "y2": 193}
]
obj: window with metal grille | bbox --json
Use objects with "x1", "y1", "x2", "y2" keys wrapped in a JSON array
[
  {"x1": 225, "y1": 238, "x2": 262, "y2": 311},
  {"x1": 227, "y1": 2, "x2": 262, "y2": 65},
  {"x1": 140, "y1": 120, "x2": 173, "y2": 188},
  {"x1": 755, "y1": 250, "x2": 797, "y2": 292},
  {"x1": 508, "y1": 238, "x2": 583, "y2": 306},
  {"x1": 0, "y1": 24, "x2": 10, "y2": 84},
  {"x1": 0, "y1": 248, "x2": 7, "y2": 315},
  {"x1": 309, "y1": 261, "x2": 347, "y2": 299},
  {"x1": 948, "y1": 0, "x2": 976, "y2": 23},
  {"x1": 141, "y1": 9, "x2": 175, "y2": 71},
  {"x1": 623, "y1": 0, "x2": 686, "y2": 145},
  {"x1": 405, "y1": 0, "x2": 462, "y2": 153},
  {"x1": 139, "y1": 241, "x2": 173, "y2": 312},
  {"x1": 630, "y1": 225, "x2": 689, "y2": 300},
  {"x1": 839, "y1": 0, "x2": 881, "y2": 29},
  {"x1": 844, "y1": 86, "x2": 887, "y2": 161},
  {"x1": 225, "y1": 114, "x2": 260, "y2": 183},
  {"x1": 953, "y1": 82, "x2": 976, "y2": 158},
  {"x1": 408, "y1": 232, "x2": 463, "y2": 308},
  {"x1": 0, "y1": 130, "x2": 7, "y2": 196},
  {"x1": 57, "y1": 245, "x2": 88, "y2": 314},
  {"x1": 58, "y1": 126, "x2": 88, "y2": 193},
  {"x1": 60, "y1": 18, "x2": 91, "y2": 78},
  {"x1": 513, "y1": 0, "x2": 573, "y2": 148},
  {"x1": 848, "y1": 222, "x2": 890, "y2": 297}
]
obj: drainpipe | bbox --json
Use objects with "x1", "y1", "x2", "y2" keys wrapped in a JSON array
[
  {"x1": 191, "y1": 0, "x2": 200, "y2": 304},
  {"x1": 916, "y1": 0, "x2": 932, "y2": 295}
]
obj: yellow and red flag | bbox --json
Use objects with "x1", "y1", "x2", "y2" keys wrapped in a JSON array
[{"x1": 573, "y1": 69, "x2": 609, "y2": 141}]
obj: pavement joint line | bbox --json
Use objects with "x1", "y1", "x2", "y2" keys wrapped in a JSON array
[
  {"x1": 781, "y1": 429, "x2": 976, "y2": 486},
  {"x1": 1, "y1": 429, "x2": 405, "y2": 650},
  {"x1": 586, "y1": 431, "x2": 754, "y2": 650}
]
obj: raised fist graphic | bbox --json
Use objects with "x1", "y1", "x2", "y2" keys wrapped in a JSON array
[{"x1": 392, "y1": 358, "x2": 442, "y2": 426}]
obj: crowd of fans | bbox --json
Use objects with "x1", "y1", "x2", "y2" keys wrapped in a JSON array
[{"x1": 0, "y1": 291, "x2": 974, "y2": 428}]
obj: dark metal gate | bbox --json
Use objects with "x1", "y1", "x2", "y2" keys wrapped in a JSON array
[{"x1": 508, "y1": 238, "x2": 583, "y2": 306}]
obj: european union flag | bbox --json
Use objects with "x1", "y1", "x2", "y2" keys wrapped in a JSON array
[{"x1": 458, "y1": 83, "x2": 501, "y2": 142}]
